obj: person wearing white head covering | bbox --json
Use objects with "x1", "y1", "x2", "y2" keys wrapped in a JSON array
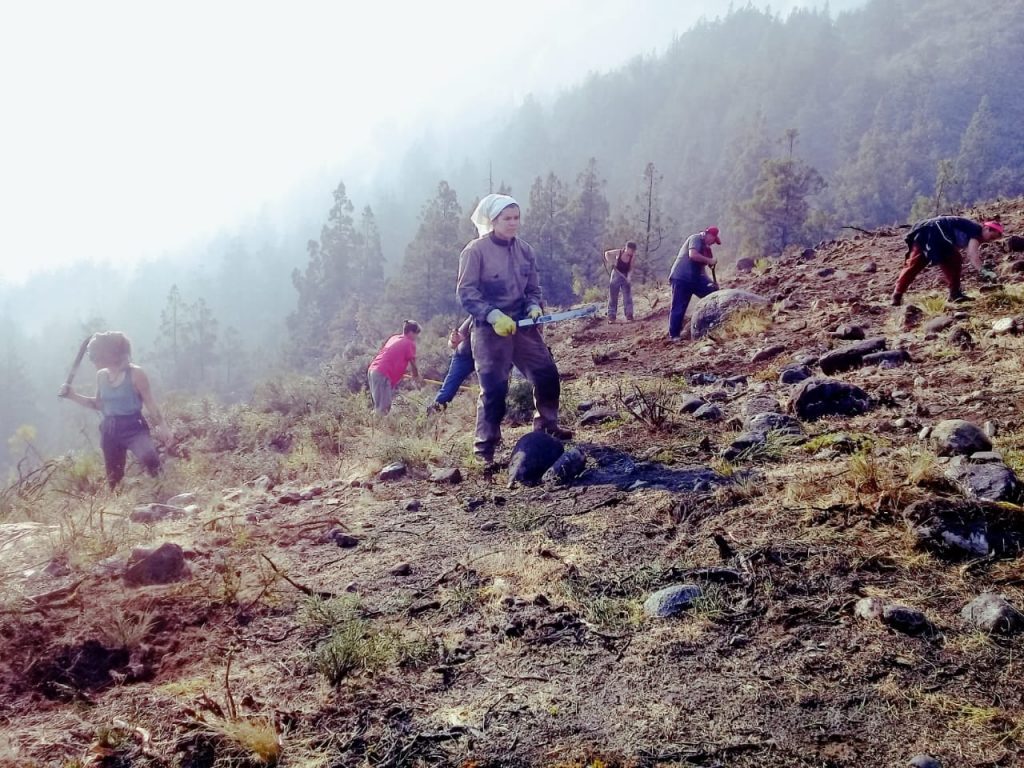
[
  {"x1": 471, "y1": 193, "x2": 519, "y2": 237},
  {"x1": 456, "y1": 195, "x2": 573, "y2": 464}
]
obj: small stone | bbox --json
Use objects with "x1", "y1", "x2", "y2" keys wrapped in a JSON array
[
  {"x1": 390, "y1": 562, "x2": 412, "y2": 576},
  {"x1": 832, "y1": 324, "x2": 866, "y2": 340},
  {"x1": 166, "y1": 492, "x2": 197, "y2": 507},
  {"x1": 818, "y1": 337, "x2": 887, "y2": 375},
  {"x1": 854, "y1": 597, "x2": 884, "y2": 621},
  {"x1": 983, "y1": 421, "x2": 997, "y2": 438},
  {"x1": 969, "y1": 451, "x2": 1004, "y2": 463},
  {"x1": 378, "y1": 462, "x2": 407, "y2": 482},
  {"x1": 579, "y1": 408, "x2": 617, "y2": 426},
  {"x1": 863, "y1": 349, "x2": 910, "y2": 368},
  {"x1": 900, "y1": 305, "x2": 924, "y2": 329},
  {"x1": 404, "y1": 499, "x2": 422, "y2": 511},
  {"x1": 123, "y1": 543, "x2": 189, "y2": 587},
  {"x1": 576, "y1": 400, "x2": 596, "y2": 412},
  {"x1": 931, "y1": 419, "x2": 992, "y2": 456},
  {"x1": 331, "y1": 532, "x2": 360, "y2": 549},
  {"x1": 693, "y1": 404, "x2": 724, "y2": 422},
  {"x1": 788, "y1": 377, "x2": 872, "y2": 421},
  {"x1": 817, "y1": 267, "x2": 835, "y2": 278},
  {"x1": 908, "y1": 755, "x2": 941, "y2": 768},
  {"x1": 542, "y1": 447, "x2": 586, "y2": 485},
  {"x1": 344, "y1": 581, "x2": 359, "y2": 593},
  {"x1": 949, "y1": 327, "x2": 973, "y2": 349},
  {"x1": 479, "y1": 521, "x2": 500, "y2": 532},
  {"x1": 923, "y1": 315, "x2": 954, "y2": 334},
  {"x1": 961, "y1": 593, "x2": 1024, "y2": 634},
  {"x1": 863, "y1": 261, "x2": 877, "y2": 274},
  {"x1": 679, "y1": 395, "x2": 705, "y2": 414},
  {"x1": 779, "y1": 364, "x2": 812, "y2": 385},
  {"x1": 129, "y1": 503, "x2": 187, "y2": 524},
  {"x1": 881, "y1": 604, "x2": 931, "y2": 635},
  {"x1": 430, "y1": 467, "x2": 463, "y2": 484},
  {"x1": 277, "y1": 492, "x2": 303, "y2": 505},
  {"x1": 643, "y1": 584, "x2": 703, "y2": 618},
  {"x1": 992, "y1": 317, "x2": 1017, "y2": 335},
  {"x1": 918, "y1": 426, "x2": 932, "y2": 440},
  {"x1": 751, "y1": 344, "x2": 787, "y2": 363}
]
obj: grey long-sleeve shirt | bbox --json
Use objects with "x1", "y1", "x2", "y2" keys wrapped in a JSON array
[{"x1": 456, "y1": 233, "x2": 543, "y2": 323}]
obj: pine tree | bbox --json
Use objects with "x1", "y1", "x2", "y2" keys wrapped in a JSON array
[
  {"x1": 153, "y1": 285, "x2": 193, "y2": 390},
  {"x1": 287, "y1": 181, "x2": 364, "y2": 364},
  {"x1": 954, "y1": 96, "x2": 997, "y2": 205},
  {"x1": 525, "y1": 173, "x2": 575, "y2": 306},
  {"x1": 567, "y1": 158, "x2": 610, "y2": 290},
  {"x1": 388, "y1": 181, "x2": 464, "y2": 321},
  {"x1": 187, "y1": 297, "x2": 219, "y2": 386},
  {"x1": 738, "y1": 130, "x2": 826, "y2": 257}
]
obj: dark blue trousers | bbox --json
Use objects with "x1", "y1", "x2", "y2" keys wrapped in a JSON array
[{"x1": 669, "y1": 277, "x2": 717, "y2": 338}]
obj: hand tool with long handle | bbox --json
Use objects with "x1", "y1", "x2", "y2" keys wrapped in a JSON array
[
  {"x1": 517, "y1": 304, "x2": 599, "y2": 328},
  {"x1": 60, "y1": 335, "x2": 93, "y2": 396}
]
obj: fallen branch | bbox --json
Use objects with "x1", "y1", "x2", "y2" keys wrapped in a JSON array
[{"x1": 259, "y1": 554, "x2": 335, "y2": 599}]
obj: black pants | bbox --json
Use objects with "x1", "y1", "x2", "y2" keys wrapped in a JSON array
[{"x1": 100, "y1": 414, "x2": 160, "y2": 488}]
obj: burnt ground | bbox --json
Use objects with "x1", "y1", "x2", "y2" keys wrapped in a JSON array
[{"x1": 3, "y1": 200, "x2": 1024, "y2": 767}]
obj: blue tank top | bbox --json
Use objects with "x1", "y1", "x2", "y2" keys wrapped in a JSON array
[{"x1": 98, "y1": 369, "x2": 143, "y2": 417}]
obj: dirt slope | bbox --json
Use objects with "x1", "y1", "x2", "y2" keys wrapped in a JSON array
[{"x1": 3, "y1": 201, "x2": 1024, "y2": 768}]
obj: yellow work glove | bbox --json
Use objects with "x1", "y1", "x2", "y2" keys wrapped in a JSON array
[
  {"x1": 527, "y1": 305, "x2": 543, "y2": 321},
  {"x1": 487, "y1": 309, "x2": 517, "y2": 337}
]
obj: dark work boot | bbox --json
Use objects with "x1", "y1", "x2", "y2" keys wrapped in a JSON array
[
  {"x1": 541, "y1": 424, "x2": 574, "y2": 441},
  {"x1": 949, "y1": 292, "x2": 975, "y2": 304},
  {"x1": 890, "y1": 292, "x2": 903, "y2": 306}
]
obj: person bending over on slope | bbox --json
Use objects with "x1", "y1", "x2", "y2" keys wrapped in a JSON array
[
  {"x1": 367, "y1": 320, "x2": 421, "y2": 414},
  {"x1": 668, "y1": 227, "x2": 721, "y2": 340},
  {"x1": 891, "y1": 216, "x2": 1004, "y2": 306}
]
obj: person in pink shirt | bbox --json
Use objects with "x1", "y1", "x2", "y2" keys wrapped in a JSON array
[{"x1": 367, "y1": 320, "x2": 422, "y2": 414}]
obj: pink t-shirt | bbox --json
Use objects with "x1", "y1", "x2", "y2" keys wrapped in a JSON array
[{"x1": 368, "y1": 335, "x2": 416, "y2": 387}]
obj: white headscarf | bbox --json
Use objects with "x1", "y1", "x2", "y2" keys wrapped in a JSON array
[{"x1": 470, "y1": 193, "x2": 519, "y2": 237}]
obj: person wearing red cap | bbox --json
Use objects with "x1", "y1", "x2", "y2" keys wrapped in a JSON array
[
  {"x1": 668, "y1": 227, "x2": 721, "y2": 340},
  {"x1": 892, "y1": 216, "x2": 1004, "y2": 305}
]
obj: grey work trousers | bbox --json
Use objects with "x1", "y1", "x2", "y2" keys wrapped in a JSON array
[
  {"x1": 367, "y1": 369, "x2": 394, "y2": 414},
  {"x1": 608, "y1": 270, "x2": 633, "y2": 320},
  {"x1": 470, "y1": 321, "x2": 561, "y2": 460}
]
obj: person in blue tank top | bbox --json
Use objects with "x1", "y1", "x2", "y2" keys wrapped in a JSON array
[{"x1": 59, "y1": 332, "x2": 171, "y2": 489}]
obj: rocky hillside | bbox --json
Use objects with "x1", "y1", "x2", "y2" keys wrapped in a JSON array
[{"x1": 3, "y1": 200, "x2": 1024, "y2": 768}]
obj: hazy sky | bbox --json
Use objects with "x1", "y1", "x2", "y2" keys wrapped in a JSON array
[{"x1": 0, "y1": 0, "x2": 866, "y2": 284}]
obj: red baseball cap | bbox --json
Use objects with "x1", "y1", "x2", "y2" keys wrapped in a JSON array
[
  {"x1": 983, "y1": 220, "x2": 1005, "y2": 235},
  {"x1": 706, "y1": 226, "x2": 722, "y2": 245}
]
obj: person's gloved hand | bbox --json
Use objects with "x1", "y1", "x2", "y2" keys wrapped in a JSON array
[
  {"x1": 980, "y1": 267, "x2": 999, "y2": 282},
  {"x1": 527, "y1": 305, "x2": 543, "y2": 321},
  {"x1": 487, "y1": 309, "x2": 517, "y2": 336}
]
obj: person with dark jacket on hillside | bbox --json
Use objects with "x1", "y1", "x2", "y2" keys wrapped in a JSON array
[
  {"x1": 668, "y1": 227, "x2": 721, "y2": 340},
  {"x1": 456, "y1": 193, "x2": 572, "y2": 465},
  {"x1": 604, "y1": 241, "x2": 637, "y2": 322},
  {"x1": 891, "y1": 216, "x2": 1004, "y2": 305}
]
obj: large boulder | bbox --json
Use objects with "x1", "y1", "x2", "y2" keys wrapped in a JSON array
[
  {"x1": 690, "y1": 289, "x2": 769, "y2": 339},
  {"x1": 787, "y1": 377, "x2": 871, "y2": 421},
  {"x1": 507, "y1": 431, "x2": 564, "y2": 488},
  {"x1": 903, "y1": 497, "x2": 1024, "y2": 559},
  {"x1": 944, "y1": 457, "x2": 1021, "y2": 502},
  {"x1": 818, "y1": 338, "x2": 887, "y2": 375}
]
